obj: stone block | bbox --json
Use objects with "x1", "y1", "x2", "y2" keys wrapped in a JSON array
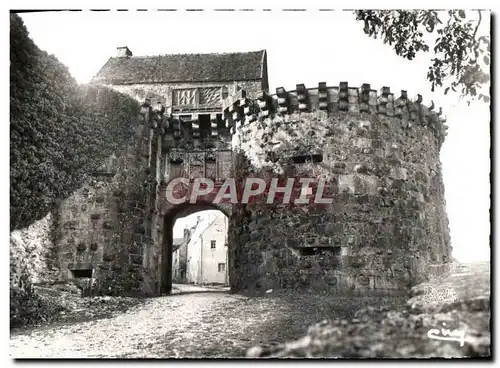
[
  {"x1": 338, "y1": 175, "x2": 355, "y2": 194},
  {"x1": 103, "y1": 221, "x2": 113, "y2": 230},
  {"x1": 103, "y1": 254, "x2": 113, "y2": 262},
  {"x1": 390, "y1": 167, "x2": 408, "y2": 180},
  {"x1": 374, "y1": 276, "x2": 399, "y2": 290},
  {"x1": 324, "y1": 223, "x2": 343, "y2": 235},
  {"x1": 68, "y1": 262, "x2": 93, "y2": 270},
  {"x1": 354, "y1": 175, "x2": 379, "y2": 195},
  {"x1": 63, "y1": 220, "x2": 79, "y2": 230},
  {"x1": 353, "y1": 138, "x2": 371, "y2": 149},
  {"x1": 129, "y1": 246, "x2": 141, "y2": 255},
  {"x1": 356, "y1": 275, "x2": 373, "y2": 288},
  {"x1": 130, "y1": 255, "x2": 142, "y2": 265},
  {"x1": 134, "y1": 224, "x2": 146, "y2": 235}
]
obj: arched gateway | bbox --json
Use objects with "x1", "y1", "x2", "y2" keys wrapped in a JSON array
[
  {"x1": 162, "y1": 202, "x2": 232, "y2": 295},
  {"x1": 55, "y1": 48, "x2": 452, "y2": 296}
]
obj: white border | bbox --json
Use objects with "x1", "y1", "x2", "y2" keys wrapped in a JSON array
[{"x1": 2, "y1": 1, "x2": 496, "y2": 365}]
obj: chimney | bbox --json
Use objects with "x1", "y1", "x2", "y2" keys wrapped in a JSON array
[
  {"x1": 197, "y1": 216, "x2": 201, "y2": 224},
  {"x1": 183, "y1": 227, "x2": 190, "y2": 241},
  {"x1": 117, "y1": 46, "x2": 132, "y2": 58}
]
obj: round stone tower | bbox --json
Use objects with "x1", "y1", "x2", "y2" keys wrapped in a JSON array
[{"x1": 223, "y1": 83, "x2": 452, "y2": 295}]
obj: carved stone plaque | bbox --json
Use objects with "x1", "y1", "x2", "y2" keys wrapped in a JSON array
[
  {"x1": 199, "y1": 87, "x2": 222, "y2": 106},
  {"x1": 189, "y1": 152, "x2": 205, "y2": 180},
  {"x1": 218, "y1": 151, "x2": 232, "y2": 179},
  {"x1": 190, "y1": 152, "x2": 205, "y2": 166},
  {"x1": 172, "y1": 89, "x2": 197, "y2": 106}
]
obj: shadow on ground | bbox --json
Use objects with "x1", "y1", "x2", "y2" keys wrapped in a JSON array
[{"x1": 246, "y1": 262, "x2": 491, "y2": 359}]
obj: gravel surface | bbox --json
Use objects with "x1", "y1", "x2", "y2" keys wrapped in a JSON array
[
  {"x1": 10, "y1": 284, "x2": 404, "y2": 359},
  {"x1": 12, "y1": 262, "x2": 488, "y2": 359},
  {"x1": 246, "y1": 262, "x2": 491, "y2": 359}
]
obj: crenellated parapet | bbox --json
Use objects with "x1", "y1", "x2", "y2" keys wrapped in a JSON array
[{"x1": 222, "y1": 82, "x2": 449, "y2": 148}]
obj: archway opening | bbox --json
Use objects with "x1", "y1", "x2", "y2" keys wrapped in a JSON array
[{"x1": 161, "y1": 203, "x2": 230, "y2": 294}]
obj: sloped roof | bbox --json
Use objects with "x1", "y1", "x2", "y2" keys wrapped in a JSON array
[
  {"x1": 92, "y1": 50, "x2": 266, "y2": 85},
  {"x1": 186, "y1": 211, "x2": 226, "y2": 249},
  {"x1": 172, "y1": 237, "x2": 185, "y2": 252}
]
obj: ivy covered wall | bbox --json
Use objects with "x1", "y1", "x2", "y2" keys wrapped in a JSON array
[
  {"x1": 10, "y1": 13, "x2": 142, "y2": 325},
  {"x1": 10, "y1": 13, "x2": 140, "y2": 231}
]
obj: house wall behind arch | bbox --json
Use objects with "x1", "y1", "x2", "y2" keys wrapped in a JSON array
[{"x1": 184, "y1": 212, "x2": 228, "y2": 285}]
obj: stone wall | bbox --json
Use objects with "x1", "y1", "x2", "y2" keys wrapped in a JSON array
[
  {"x1": 53, "y1": 104, "x2": 160, "y2": 296},
  {"x1": 47, "y1": 80, "x2": 451, "y2": 297},
  {"x1": 104, "y1": 80, "x2": 264, "y2": 108},
  {"x1": 10, "y1": 213, "x2": 57, "y2": 288},
  {"x1": 224, "y1": 82, "x2": 451, "y2": 295}
]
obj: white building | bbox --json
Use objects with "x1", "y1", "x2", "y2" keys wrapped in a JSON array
[
  {"x1": 184, "y1": 211, "x2": 228, "y2": 285},
  {"x1": 172, "y1": 227, "x2": 191, "y2": 283}
]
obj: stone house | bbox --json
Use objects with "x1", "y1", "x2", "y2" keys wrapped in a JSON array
[
  {"x1": 92, "y1": 46, "x2": 269, "y2": 126},
  {"x1": 185, "y1": 212, "x2": 228, "y2": 285}
]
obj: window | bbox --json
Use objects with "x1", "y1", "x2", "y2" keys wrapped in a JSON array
[
  {"x1": 211, "y1": 240, "x2": 216, "y2": 249},
  {"x1": 70, "y1": 269, "x2": 93, "y2": 278},
  {"x1": 300, "y1": 246, "x2": 341, "y2": 257},
  {"x1": 218, "y1": 263, "x2": 226, "y2": 272},
  {"x1": 291, "y1": 154, "x2": 323, "y2": 164}
]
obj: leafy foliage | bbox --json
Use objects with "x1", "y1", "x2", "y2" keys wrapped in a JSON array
[
  {"x1": 355, "y1": 10, "x2": 490, "y2": 104},
  {"x1": 10, "y1": 14, "x2": 140, "y2": 231},
  {"x1": 10, "y1": 285, "x2": 67, "y2": 329},
  {"x1": 10, "y1": 217, "x2": 62, "y2": 328}
]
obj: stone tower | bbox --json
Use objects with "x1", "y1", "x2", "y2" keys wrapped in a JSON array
[
  {"x1": 223, "y1": 83, "x2": 451, "y2": 294},
  {"x1": 54, "y1": 49, "x2": 452, "y2": 296}
]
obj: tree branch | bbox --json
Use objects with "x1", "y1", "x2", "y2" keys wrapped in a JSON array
[{"x1": 472, "y1": 10, "x2": 482, "y2": 43}]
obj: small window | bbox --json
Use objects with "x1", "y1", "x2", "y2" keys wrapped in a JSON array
[
  {"x1": 300, "y1": 247, "x2": 341, "y2": 257},
  {"x1": 70, "y1": 269, "x2": 93, "y2": 278},
  {"x1": 211, "y1": 240, "x2": 216, "y2": 249},
  {"x1": 291, "y1": 154, "x2": 323, "y2": 164},
  {"x1": 218, "y1": 263, "x2": 226, "y2": 272}
]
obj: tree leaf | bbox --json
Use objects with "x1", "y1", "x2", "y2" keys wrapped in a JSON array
[{"x1": 355, "y1": 10, "x2": 489, "y2": 102}]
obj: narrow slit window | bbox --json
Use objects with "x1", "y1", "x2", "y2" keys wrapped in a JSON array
[
  {"x1": 291, "y1": 154, "x2": 323, "y2": 164},
  {"x1": 70, "y1": 269, "x2": 93, "y2": 278},
  {"x1": 206, "y1": 154, "x2": 217, "y2": 180},
  {"x1": 299, "y1": 246, "x2": 340, "y2": 257},
  {"x1": 169, "y1": 159, "x2": 185, "y2": 178}
]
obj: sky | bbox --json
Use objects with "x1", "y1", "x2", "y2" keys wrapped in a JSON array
[{"x1": 17, "y1": 9, "x2": 491, "y2": 262}]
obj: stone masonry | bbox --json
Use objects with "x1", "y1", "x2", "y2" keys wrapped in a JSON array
[
  {"x1": 224, "y1": 84, "x2": 451, "y2": 294},
  {"x1": 50, "y1": 48, "x2": 451, "y2": 297}
]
